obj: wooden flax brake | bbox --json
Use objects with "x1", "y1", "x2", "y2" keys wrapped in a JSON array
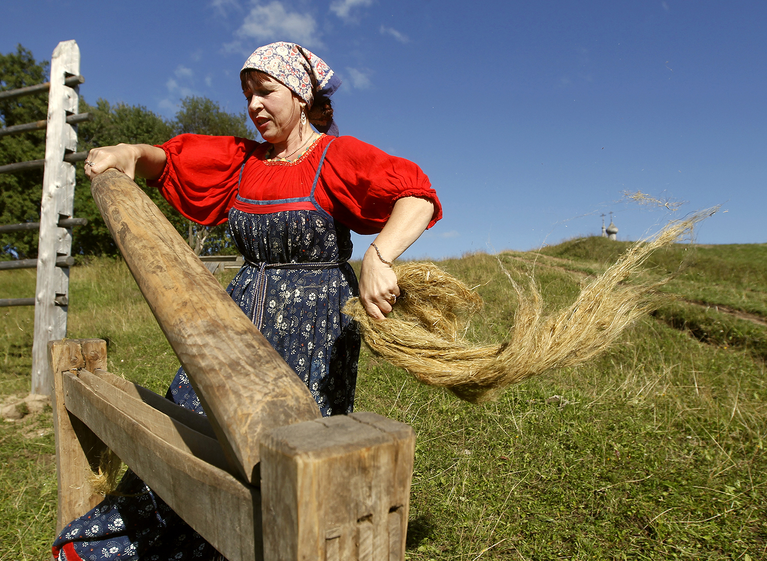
[{"x1": 50, "y1": 169, "x2": 415, "y2": 561}]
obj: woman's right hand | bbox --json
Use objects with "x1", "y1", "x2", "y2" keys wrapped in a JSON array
[
  {"x1": 84, "y1": 144, "x2": 140, "y2": 180},
  {"x1": 84, "y1": 143, "x2": 166, "y2": 181}
]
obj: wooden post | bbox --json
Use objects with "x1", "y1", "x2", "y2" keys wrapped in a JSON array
[
  {"x1": 90, "y1": 169, "x2": 321, "y2": 483},
  {"x1": 260, "y1": 413, "x2": 416, "y2": 561},
  {"x1": 31, "y1": 40, "x2": 80, "y2": 396},
  {"x1": 50, "y1": 339, "x2": 109, "y2": 532}
]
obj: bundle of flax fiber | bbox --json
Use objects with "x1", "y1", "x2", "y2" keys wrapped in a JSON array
[{"x1": 344, "y1": 213, "x2": 711, "y2": 403}]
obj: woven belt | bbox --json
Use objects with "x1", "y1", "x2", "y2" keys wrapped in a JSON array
[{"x1": 244, "y1": 259, "x2": 348, "y2": 328}]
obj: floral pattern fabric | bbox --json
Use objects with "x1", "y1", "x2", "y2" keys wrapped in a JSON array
[{"x1": 240, "y1": 41, "x2": 340, "y2": 108}]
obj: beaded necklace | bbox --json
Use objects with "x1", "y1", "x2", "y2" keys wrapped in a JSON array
[{"x1": 266, "y1": 133, "x2": 319, "y2": 162}]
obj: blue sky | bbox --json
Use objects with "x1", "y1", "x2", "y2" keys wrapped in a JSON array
[{"x1": 2, "y1": 0, "x2": 765, "y2": 260}]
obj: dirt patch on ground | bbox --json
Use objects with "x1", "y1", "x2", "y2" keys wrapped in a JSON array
[{"x1": 1, "y1": 393, "x2": 51, "y2": 421}]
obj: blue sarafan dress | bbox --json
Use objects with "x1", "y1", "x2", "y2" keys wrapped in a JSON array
[{"x1": 52, "y1": 134, "x2": 441, "y2": 561}]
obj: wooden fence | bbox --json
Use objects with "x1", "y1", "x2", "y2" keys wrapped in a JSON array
[
  {"x1": 52, "y1": 168, "x2": 415, "y2": 560},
  {"x1": 0, "y1": 40, "x2": 89, "y2": 395}
]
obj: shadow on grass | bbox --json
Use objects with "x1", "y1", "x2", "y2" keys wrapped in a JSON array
[{"x1": 407, "y1": 515, "x2": 436, "y2": 549}]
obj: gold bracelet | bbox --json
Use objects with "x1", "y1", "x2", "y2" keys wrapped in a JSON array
[{"x1": 370, "y1": 242, "x2": 393, "y2": 266}]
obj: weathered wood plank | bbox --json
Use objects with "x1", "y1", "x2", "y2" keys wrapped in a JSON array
[
  {"x1": 90, "y1": 169, "x2": 320, "y2": 483},
  {"x1": 62, "y1": 368, "x2": 261, "y2": 561},
  {"x1": 89, "y1": 368, "x2": 217, "y2": 440},
  {"x1": 49, "y1": 339, "x2": 109, "y2": 532},
  {"x1": 73, "y1": 369, "x2": 231, "y2": 473},
  {"x1": 260, "y1": 412, "x2": 415, "y2": 561},
  {"x1": 31, "y1": 40, "x2": 80, "y2": 395}
]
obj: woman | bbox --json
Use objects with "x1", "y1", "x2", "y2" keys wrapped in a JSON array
[{"x1": 52, "y1": 42, "x2": 440, "y2": 560}]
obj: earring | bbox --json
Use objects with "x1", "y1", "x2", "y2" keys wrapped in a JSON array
[{"x1": 300, "y1": 110, "x2": 307, "y2": 126}]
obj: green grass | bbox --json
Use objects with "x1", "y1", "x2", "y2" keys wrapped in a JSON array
[{"x1": 1, "y1": 240, "x2": 766, "y2": 560}]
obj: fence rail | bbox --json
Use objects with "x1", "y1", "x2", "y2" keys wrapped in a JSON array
[
  {"x1": 0, "y1": 74, "x2": 84, "y2": 101},
  {"x1": 0, "y1": 217, "x2": 87, "y2": 234},
  {"x1": 0, "y1": 150, "x2": 89, "y2": 174},
  {"x1": 0, "y1": 256, "x2": 74, "y2": 271},
  {"x1": 0, "y1": 112, "x2": 91, "y2": 139},
  {"x1": 0, "y1": 296, "x2": 67, "y2": 308}
]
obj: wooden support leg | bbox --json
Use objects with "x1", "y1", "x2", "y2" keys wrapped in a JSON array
[
  {"x1": 49, "y1": 339, "x2": 109, "y2": 532},
  {"x1": 260, "y1": 412, "x2": 415, "y2": 561}
]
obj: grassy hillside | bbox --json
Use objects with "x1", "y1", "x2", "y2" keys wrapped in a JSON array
[{"x1": 1, "y1": 239, "x2": 765, "y2": 560}]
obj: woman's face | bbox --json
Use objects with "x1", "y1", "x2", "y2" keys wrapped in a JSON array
[{"x1": 243, "y1": 73, "x2": 303, "y2": 145}]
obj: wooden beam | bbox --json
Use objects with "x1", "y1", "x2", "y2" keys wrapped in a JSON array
[
  {"x1": 67, "y1": 369, "x2": 233, "y2": 474},
  {"x1": 90, "y1": 368, "x2": 218, "y2": 440},
  {"x1": 260, "y1": 412, "x2": 416, "y2": 561},
  {"x1": 90, "y1": 169, "x2": 321, "y2": 483},
  {"x1": 62, "y1": 365, "x2": 262, "y2": 561}
]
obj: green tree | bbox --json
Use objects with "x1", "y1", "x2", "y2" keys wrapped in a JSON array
[
  {"x1": 0, "y1": 45, "x2": 49, "y2": 259},
  {"x1": 174, "y1": 96, "x2": 251, "y2": 137},
  {"x1": 1, "y1": 45, "x2": 251, "y2": 258},
  {"x1": 172, "y1": 96, "x2": 252, "y2": 255},
  {"x1": 73, "y1": 99, "x2": 175, "y2": 255}
]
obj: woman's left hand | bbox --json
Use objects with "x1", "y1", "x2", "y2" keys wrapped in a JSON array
[
  {"x1": 356, "y1": 196, "x2": 436, "y2": 319},
  {"x1": 359, "y1": 245, "x2": 400, "y2": 319}
]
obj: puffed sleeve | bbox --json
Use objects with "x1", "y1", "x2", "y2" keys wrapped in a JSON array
[
  {"x1": 315, "y1": 136, "x2": 442, "y2": 235},
  {"x1": 147, "y1": 134, "x2": 261, "y2": 226}
]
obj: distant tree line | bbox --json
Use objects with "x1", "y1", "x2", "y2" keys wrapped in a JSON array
[{"x1": 1, "y1": 45, "x2": 253, "y2": 259}]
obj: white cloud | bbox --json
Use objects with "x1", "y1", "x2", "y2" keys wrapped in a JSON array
[
  {"x1": 345, "y1": 67, "x2": 371, "y2": 89},
  {"x1": 158, "y1": 98, "x2": 178, "y2": 113},
  {"x1": 379, "y1": 25, "x2": 409, "y2": 44},
  {"x1": 330, "y1": 0, "x2": 373, "y2": 23},
  {"x1": 175, "y1": 65, "x2": 194, "y2": 79},
  {"x1": 166, "y1": 79, "x2": 195, "y2": 99},
  {"x1": 161, "y1": 65, "x2": 197, "y2": 112},
  {"x1": 440, "y1": 230, "x2": 460, "y2": 239},
  {"x1": 231, "y1": 1, "x2": 322, "y2": 49},
  {"x1": 210, "y1": 0, "x2": 241, "y2": 17}
]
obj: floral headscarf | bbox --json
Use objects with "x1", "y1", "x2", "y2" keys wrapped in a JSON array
[{"x1": 241, "y1": 42, "x2": 341, "y2": 135}]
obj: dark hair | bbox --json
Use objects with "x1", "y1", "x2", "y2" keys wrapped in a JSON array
[
  {"x1": 240, "y1": 69, "x2": 271, "y2": 93},
  {"x1": 241, "y1": 69, "x2": 334, "y2": 130},
  {"x1": 306, "y1": 96, "x2": 334, "y2": 130}
]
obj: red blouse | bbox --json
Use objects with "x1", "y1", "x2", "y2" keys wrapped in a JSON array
[{"x1": 148, "y1": 134, "x2": 442, "y2": 235}]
